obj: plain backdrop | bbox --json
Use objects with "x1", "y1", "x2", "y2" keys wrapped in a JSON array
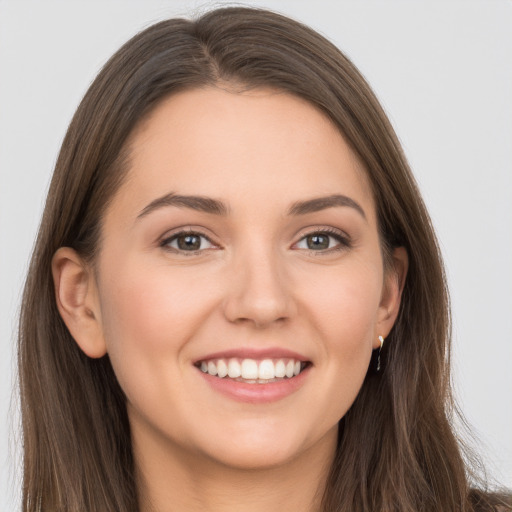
[{"x1": 1, "y1": 0, "x2": 511, "y2": 509}]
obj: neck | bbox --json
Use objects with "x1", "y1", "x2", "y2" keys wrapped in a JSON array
[{"x1": 133, "y1": 424, "x2": 337, "y2": 512}]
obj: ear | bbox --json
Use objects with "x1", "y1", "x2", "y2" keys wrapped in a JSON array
[
  {"x1": 374, "y1": 246, "x2": 408, "y2": 348},
  {"x1": 51, "y1": 247, "x2": 107, "y2": 358}
]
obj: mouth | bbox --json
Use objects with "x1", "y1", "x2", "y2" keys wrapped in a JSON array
[{"x1": 194, "y1": 357, "x2": 311, "y2": 384}]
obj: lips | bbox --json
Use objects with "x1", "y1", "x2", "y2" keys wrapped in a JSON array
[{"x1": 194, "y1": 349, "x2": 312, "y2": 402}]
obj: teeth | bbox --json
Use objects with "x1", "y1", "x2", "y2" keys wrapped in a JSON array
[
  {"x1": 241, "y1": 359, "x2": 259, "y2": 379},
  {"x1": 275, "y1": 360, "x2": 286, "y2": 378},
  {"x1": 258, "y1": 359, "x2": 275, "y2": 380},
  {"x1": 285, "y1": 360, "x2": 294, "y2": 378},
  {"x1": 207, "y1": 361, "x2": 217, "y2": 376},
  {"x1": 198, "y1": 357, "x2": 307, "y2": 382},
  {"x1": 217, "y1": 359, "x2": 228, "y2": 378},
  {"x1": 227, "y1": 358, "x2": 241, "y2": 378}
]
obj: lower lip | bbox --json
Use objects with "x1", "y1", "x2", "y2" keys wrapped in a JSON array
[{"x1": 197, "y1": 366, "x2": 311, "y2": 403}]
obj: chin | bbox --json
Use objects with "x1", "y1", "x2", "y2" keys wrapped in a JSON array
[
  {"x1": 204, "y1": 442, "x2": 305, "y2": 471},
  {"x1": 192, "y1": 420, "x2": 338, "y2": 471}
]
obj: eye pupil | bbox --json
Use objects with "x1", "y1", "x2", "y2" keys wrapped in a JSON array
[
  {"x1": 178, "y1": 234, "x2": 201, "y2": 250},
  {"x1": 307, "y1": 234, "x2": 329, "y2": 250}
]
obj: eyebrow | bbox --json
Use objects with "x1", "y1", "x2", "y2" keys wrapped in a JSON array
[
  {"x1": 287, "y1": 194, "x2": 367, "y2": 220},
  {"x1": 137, "y1": 193, "x2": 229, "y2": 219},
  {"x1": 136, "y1": 192, "x2": 366, "y2": 220}
]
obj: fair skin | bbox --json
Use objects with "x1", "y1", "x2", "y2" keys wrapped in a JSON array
[{"x1": 52, "y1": 87, "x2": 407, "y2": 512}]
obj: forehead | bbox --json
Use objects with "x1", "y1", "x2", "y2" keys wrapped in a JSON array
[{"x1": 112, "y1": 86, "x2": 375, "y2": 222}]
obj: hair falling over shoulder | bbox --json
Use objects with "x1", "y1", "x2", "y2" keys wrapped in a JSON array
[{"x1": 17, "y1": 6, "x2": 511, "y2": 512}]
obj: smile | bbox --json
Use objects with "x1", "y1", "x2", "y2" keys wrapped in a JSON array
[{"x1": 196, "y1": 357, "x2": 309, "y2": 383}]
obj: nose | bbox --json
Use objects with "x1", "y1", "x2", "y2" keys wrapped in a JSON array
[{"x1": 222, "y1": 244, "x2": 296, "y2": 328}]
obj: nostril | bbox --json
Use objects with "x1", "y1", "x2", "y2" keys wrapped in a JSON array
[{"x1": 221, "y1": 275, "x2": 296, "y2": 327}]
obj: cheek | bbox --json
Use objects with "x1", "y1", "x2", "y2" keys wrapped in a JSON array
[
  {"x1": 96, "y1": 256, "x2": 217, "y2": 384},
  {"x1": 303, "y1": 260, "x2": 382, "y2": 345},
  {"x1": 298, "y1": 258, "x2": 382, "y2": 399}
]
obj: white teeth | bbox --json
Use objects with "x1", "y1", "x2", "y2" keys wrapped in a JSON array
[
  {"x1": 258, "y1": 359, "x2": 275, "y2": 380},
  {"x1": 227, "y1": 358, "x2": 241, "y2": 378},
  {"x1": 241, "y1": 359, "x2": 259, "y2": 379},
  {"x1": 275, "y1": 359, "x2": 286, "y2": 378},
  {"x1": 198, "y1": 357, "x2": 307, "y2": 382},
  {"x1": 217, "y1": 359, "x2": 228, "y2": 378},
  {"x1": 207, "y1": 361, "x2": 217, "y2": 376}
]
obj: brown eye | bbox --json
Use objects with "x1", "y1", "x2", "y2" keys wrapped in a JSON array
[
  {"x1": 163, "y1": 232, "x2": 214, "y2": 252},
  {"x1": 294, "y1": 230, "x2": 350, "y2": 252},
  {"x1": 306, "y1": 234, "x2": 330, "y2": 250},
  {"x1": 177, "y1": 234, "x2": 201, "y2": 250}
]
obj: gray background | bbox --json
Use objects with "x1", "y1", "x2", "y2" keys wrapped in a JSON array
[{"x1": 1, "y1": 0, "x2": 511, "y2": 509}]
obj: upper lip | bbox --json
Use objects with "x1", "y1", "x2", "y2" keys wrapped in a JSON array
[{"x1": 194, "y1": 347, "x2": 311, "y2": 364}]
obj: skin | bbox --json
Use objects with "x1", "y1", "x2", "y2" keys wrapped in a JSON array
[{"x1": 53, "y1": 87, "x2": 407, "y2": 512}]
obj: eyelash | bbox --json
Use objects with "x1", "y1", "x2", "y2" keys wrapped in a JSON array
[
  {"x1": 293, "y1": 228, "x2": 352, "y2": 254},
  {"x1": 160, "y1": 229, "x2": 216, "y2": 255},
  {"x1": 160, "y1": 227, "x2": 351, "y2": 255}
]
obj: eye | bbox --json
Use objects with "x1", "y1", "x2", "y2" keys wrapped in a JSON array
[
  {"x1": 162, "y1": 231, "x2": 216, "y2": 253},
  {"x1": 294, "y1": 230, "x2": 350, "y2": 252}
]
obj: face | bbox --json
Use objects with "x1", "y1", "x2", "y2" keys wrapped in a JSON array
[{"x1": 78, "y1": 88, "x2": 403, "y2": 471}]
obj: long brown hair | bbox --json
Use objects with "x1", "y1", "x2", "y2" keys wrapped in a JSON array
[{"x1": 17, "y1": 7, "x2": 510, "y2": 511}]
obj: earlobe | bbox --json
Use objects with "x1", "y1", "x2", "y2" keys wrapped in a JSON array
[
  {"x1": 376, "y1": 247, "x2": 408, "y2": 346},
  {"x1": 51, "y1": 247, "x2": 107, "y2": 358}
]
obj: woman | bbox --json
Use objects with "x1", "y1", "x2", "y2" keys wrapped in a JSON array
[{"x1": 17, "y1": 6, "x2": 510, "y2": 511}]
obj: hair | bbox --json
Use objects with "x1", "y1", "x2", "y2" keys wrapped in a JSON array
[{"x1": 17, "y1": 6, "x2": 510, "y2": 512}]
